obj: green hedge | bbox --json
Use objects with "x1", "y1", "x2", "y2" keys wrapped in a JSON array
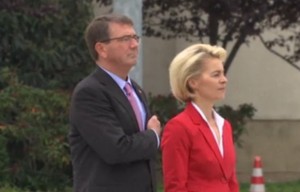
[
  {"x1": 0, "y1": 72, "x2": 71, "y2": 191},
  {"x1": 0, "y1": 0, "x2": 94, "y2": 90}
]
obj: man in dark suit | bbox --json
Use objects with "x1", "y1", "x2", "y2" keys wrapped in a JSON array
[{"x1": 69, "y1": 13, "x2": 161, "y2": 192}]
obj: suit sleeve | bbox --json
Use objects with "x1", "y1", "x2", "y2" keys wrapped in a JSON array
[
  {"x1": 69, "y1": 85, "x2": 158, "y2": 165},
  {"x1": 161, "y1": 119, "x2": 191, "y2": 192}
]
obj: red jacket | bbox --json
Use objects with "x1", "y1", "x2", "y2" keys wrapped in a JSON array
[{"x1": 161, "y1": 102, "x2": 239, "y2": 192}]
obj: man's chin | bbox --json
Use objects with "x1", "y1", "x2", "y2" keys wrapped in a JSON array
[
  {"x1": 129, "y1": 60, "x2": 138, "y2": 66},
  {"x1": 129, "y1": 62, "x2": 137, "y2": 69}
]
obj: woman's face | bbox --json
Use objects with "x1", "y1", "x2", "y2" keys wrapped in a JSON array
[{"x1": 188, "y1": 58, "x2": 227, "y2": 103}]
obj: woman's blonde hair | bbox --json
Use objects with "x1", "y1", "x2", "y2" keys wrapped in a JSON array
[{"x1": 169, "y1": 43, "x2": 227, "y2": 102}]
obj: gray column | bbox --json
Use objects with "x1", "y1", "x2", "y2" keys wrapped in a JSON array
[{"x1": 113, "y1": 0, "x2": 143, "y2": 87}]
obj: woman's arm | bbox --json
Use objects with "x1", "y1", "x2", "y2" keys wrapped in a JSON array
[{"x1": 161, "y1": 119, "x2": 191, "y2": 192}]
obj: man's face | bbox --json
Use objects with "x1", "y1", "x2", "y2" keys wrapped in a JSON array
[{"x1": 102, "y1": 22, "x2": 139, "y2": 69}]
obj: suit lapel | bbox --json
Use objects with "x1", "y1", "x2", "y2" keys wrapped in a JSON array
[
  {"x1": 91, "y1": 68, "x2": 139, "y2": 130},
  {"x1": 185, "y1": 102, "x2": 227, "y2": 178},
  {"x1": 222, "y1": 121, "x2": 235, "y2": 179},
  {"x1": 131, "y1": 81, "x2": 150, "y2": 120}
]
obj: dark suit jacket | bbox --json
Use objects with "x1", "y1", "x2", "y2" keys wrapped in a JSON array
[
  {"x1": 69, "y1": 67, "x2": 158, "y2": 192},
  {"x1": 162, "y1": 102, "x2": 239, "y2": 192}
]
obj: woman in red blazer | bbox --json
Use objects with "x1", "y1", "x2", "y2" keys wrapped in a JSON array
[{"x1": 162, "y1": 44, "x2": 239, "y2": 192}]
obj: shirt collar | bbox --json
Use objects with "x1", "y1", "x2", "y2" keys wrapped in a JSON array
[
  {"x1": 191, "y1": 102, "x2": 225, "y2": 129},
  {"x1": 100, "y1": 66, "x2": 132, "y2": 90}
]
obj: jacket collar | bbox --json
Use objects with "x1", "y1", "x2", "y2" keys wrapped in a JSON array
[
  {"x1": 184, "y1": 102, "x2": 230, "y2": 179},
  {"x1": 91, "y1": 67, "x2": 149, "y2": 129}
]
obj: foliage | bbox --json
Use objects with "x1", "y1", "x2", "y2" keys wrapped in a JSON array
[
  {"x1": 148, "y1": 93, "x2": 184, "y2": 126},
  {"x1": 259, "y1": 1, "x2": 300, "y2": 71},
  {"x1": 0, "y1": 185, "x2": 72, "y2": 192},
  {"x1": 0, "y1": 135, "x2": 9, "y2": 183},
  {"x1": 239, "y1": 181, "x2": 300, "y2": 192},
  {"x1": 0, "y1": 0, "x2": 94, "y2": 89},
  {"x1": 0, "y1": 68, "x2": 71, "y2": 191},
  {"x1": 141, "y1": 0, "x2": 300, "y2": 73},
  {"x1": 0, "y1": 184, "x2": 31, "y2": 192},
  {"x1": 94, "y1": 1, "x2": 300, "y2": 73},
  {"x1": 148, "y1": 93, "x2": 256, "y2": 145},
  {"x1": 216, "y1": 103, "x2": 256, "y2": 146},
  {"x1": 94, "y1": 0, "x2": 112, "y2": 6}
]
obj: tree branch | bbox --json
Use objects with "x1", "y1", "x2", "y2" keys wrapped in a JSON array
[
  {"x1": 258, "y1": 35, "x2": 300, "y2": 72},
  {"x1": 222, "y1": 18, "x2": 242, "y2": 49},
  {"x1": 224, "y1": 30, "x2": 247, "y2": 74}
]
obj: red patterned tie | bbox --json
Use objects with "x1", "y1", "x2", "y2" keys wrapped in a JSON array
[{"x1": 124, "y1": 83, "x2": 143, "y2": 131}]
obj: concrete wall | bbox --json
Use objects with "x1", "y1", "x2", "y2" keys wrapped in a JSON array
[
  {"x1": 236, "y1": 120, "x2": 300, "y2": 183},
  {"x1": 222, "y1": 38, "x2": 300, "y2": 120},
  {"x1": 143, "y1": 38, "x2": 176, "y2": 94}
]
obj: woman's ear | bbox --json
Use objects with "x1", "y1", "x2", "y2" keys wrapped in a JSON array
[{"x1": 188, "y1": 77, "x2": 197, "y2": 91}]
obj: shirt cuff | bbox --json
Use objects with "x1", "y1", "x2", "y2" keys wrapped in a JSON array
[{"x1": 150, "y1": 129, "x2": 160, "y2": 148}]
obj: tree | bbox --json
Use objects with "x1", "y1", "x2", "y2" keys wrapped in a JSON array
[
  {"x1": 0, "y1": 0, "x2": 96, "y2": 189},
  {"x1": 142, "y1": 0, "x2": 300, "y2": 73},
  {"x1": 259, "y1": 1, "x2": 300, "y2": 71},
  {"x1": 94, "y1": 0, "x2": 300, "y2": 73},
  {"x1": 143, "y1": 0, "x2": 300, "y2": 72},
  {"x1": 0, "y1": 0, "x2": 94, "y2": 89},
  {"x1": 0, "y1": 68, "x2": 71, "y2": 190}
]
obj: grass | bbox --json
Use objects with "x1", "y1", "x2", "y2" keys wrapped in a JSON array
[
  {"x1": 240, "y1": 181, "x2": 300, "y2": 192},
  {"x1": 158, "y1": 181, "x2": 300, "y2": 192}
]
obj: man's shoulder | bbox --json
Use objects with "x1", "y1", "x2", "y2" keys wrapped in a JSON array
[
  {"x1": 72, "y1": 71, "x2": 104, "y2": 94},
  {"x1": 75, "y1": 73, "x2": 96, "y2": 88}
]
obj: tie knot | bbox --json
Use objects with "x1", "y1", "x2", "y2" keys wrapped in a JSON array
[{"x1": 124, "y1": 83, "x2": 133, "y2": 96}]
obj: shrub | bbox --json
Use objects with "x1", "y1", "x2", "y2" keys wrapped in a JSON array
[
  {"x1": 216, "y1": 103, "x2": 256, "y2": 146},
  {"x1": 0, "y1": 0, "x2": 94, "y2": 89},
  {"x1": 0, "y1": 69, "x2": 71, "y2": 191},
  {"x1": 148, "y1": 93, "x2": 184, "y2": 126},
  {"x1": 0, "y1": 135, "x2": 10, "y2": 183}
]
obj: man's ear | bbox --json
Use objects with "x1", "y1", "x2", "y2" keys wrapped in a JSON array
[{"x1": 95, "y1": 42, "x2": 107, "y2": 58}]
